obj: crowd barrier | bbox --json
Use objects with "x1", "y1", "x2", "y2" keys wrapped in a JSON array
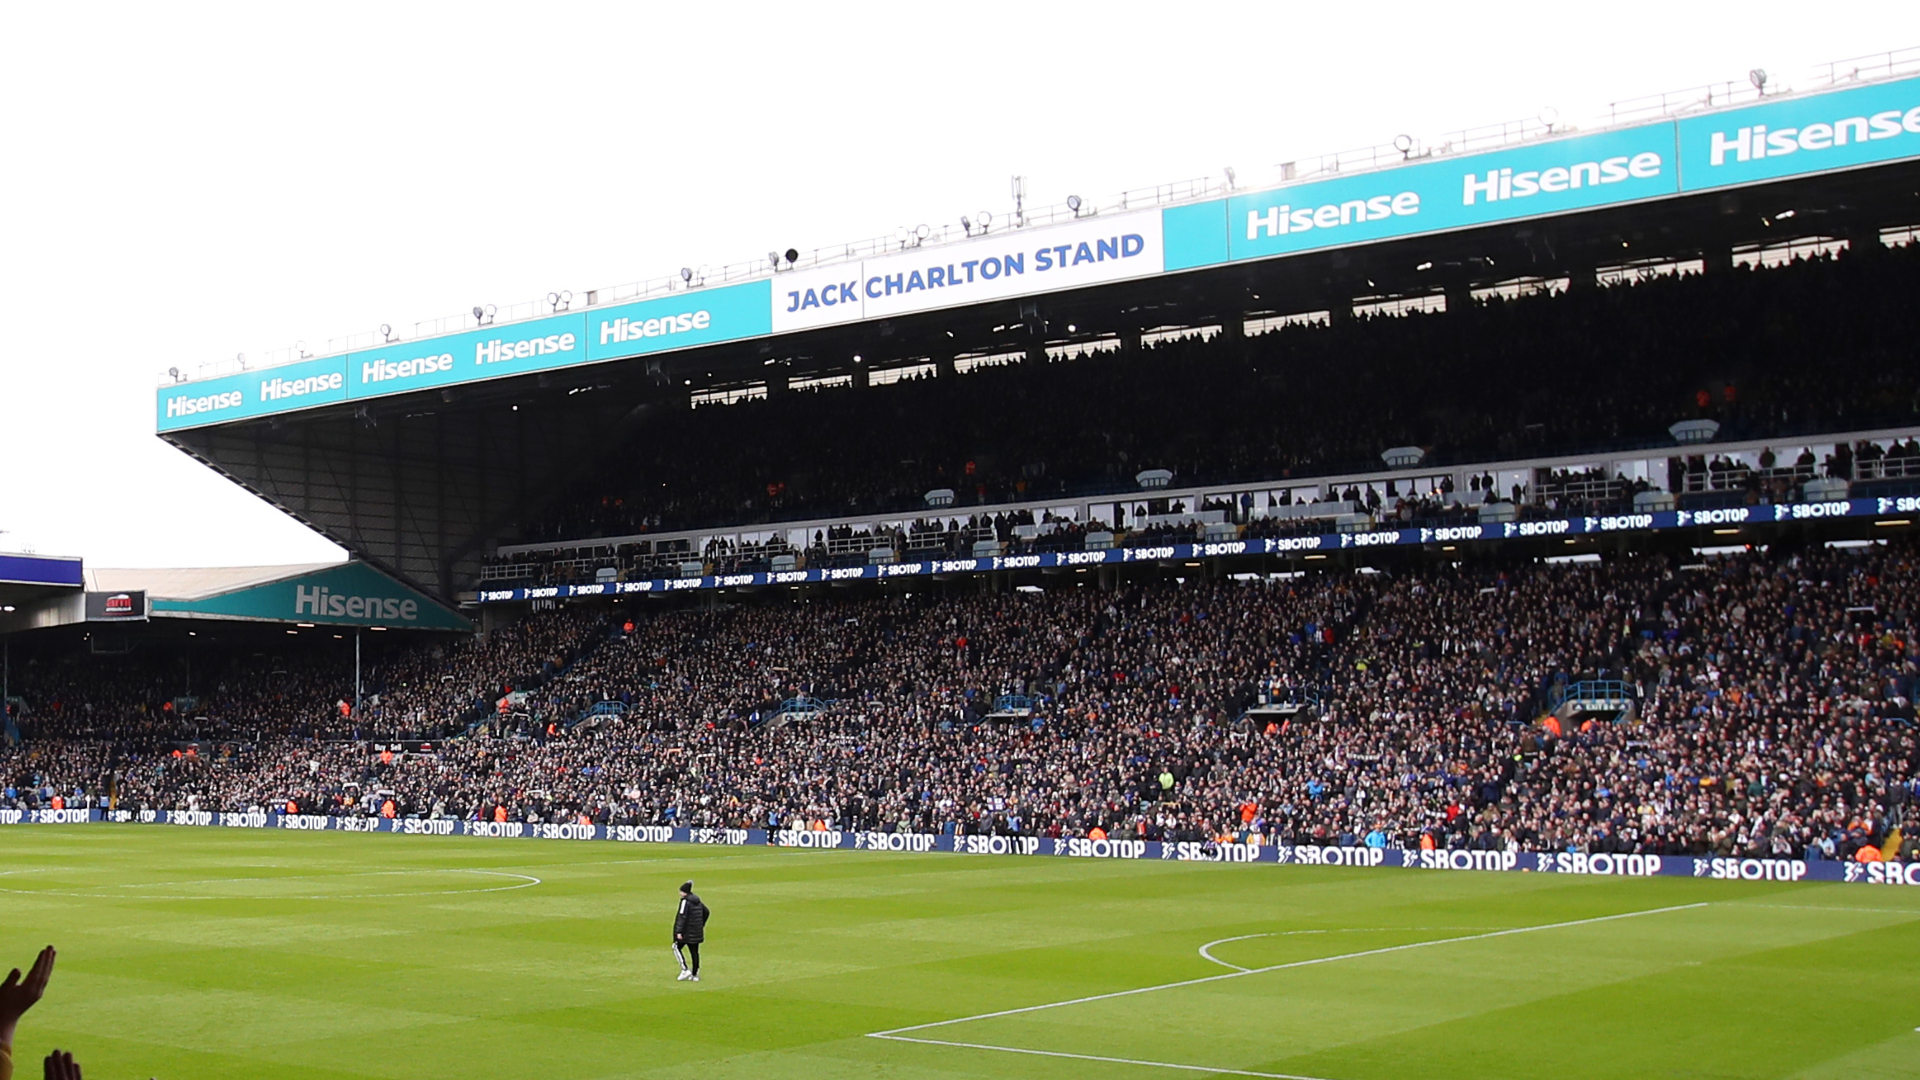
[{"x1": 4, "y1": 808, "x2": 1915, "y2": 886}]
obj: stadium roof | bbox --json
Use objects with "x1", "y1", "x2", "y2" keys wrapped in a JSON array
[
  {"x1": 71, "y1": 557, "x2": 472, "y2": 634},
  {"x1": 155, "y1": 62, "x2": 1920, "y2": 603},
  {"x1": 85, "y1": 562, "x2": 340, "y2": 601},
  {"x1": 0, "y1": 552, "x2": 84, "y2": 617},
  {"x1": 154, "y1": 47, "x2": 1920, "y2": 388}
]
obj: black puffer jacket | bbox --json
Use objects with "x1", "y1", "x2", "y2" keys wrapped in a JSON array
[{"x1": 673, "y1": 892, "x2": 710, "y2": 943}]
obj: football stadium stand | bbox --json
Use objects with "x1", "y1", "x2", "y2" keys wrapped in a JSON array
[
  {"x1": 10, "y1": 55, "x2": 1918, "y2": 874},
  {"x1": 3, "y1": 542, "x2": 1914, "y2": 861}
]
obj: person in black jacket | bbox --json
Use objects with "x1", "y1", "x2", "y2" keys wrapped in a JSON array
[{"x1": 673, "y1": 881, "x2": 710, "y2": 982}]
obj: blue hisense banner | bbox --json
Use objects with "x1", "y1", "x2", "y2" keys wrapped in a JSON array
[{"x1": 158, "y1": 75, "x2": 1920, "y2": 432}]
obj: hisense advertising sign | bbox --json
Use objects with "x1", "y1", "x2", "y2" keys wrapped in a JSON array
[
  {"x1": 150, "y1": 562, "x2": 470, "y2": 631},
  {"x1": 157, "y1": 75, "x2": 1920, "y2": 434}
]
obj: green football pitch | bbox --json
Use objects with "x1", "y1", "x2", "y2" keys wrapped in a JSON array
[{"x1": 1, "y1": 826, "x2": 1916, "y2": 1079}]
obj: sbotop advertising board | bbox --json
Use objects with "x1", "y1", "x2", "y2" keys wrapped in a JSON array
[
  {"x1": 158, "y1": 75, "x2": 1920, "y2": 434},
  {"x1": 476, "y1": 492, "x2": 1920, "y2": 604},
  {"x1": 5, "y1": 809, "x2": 1915, "y2": 888}
]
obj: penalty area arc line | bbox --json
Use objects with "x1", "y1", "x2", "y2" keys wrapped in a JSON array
[
  {"x1": 868, "y1": 901, "x2": 1710, "y2": 1038},
  {"x1": 1196, "y1": 928, "x2": 1500, "y2": 972}
]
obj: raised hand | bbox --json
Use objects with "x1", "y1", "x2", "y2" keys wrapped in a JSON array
[
  {"x1": 42, "y1": 1049, "x2": 81, "y2": 1080},
  {"x1": 0, "y1": 947, "x2": 56, "y2": 1046}
]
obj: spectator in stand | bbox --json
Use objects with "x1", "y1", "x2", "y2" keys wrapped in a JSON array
[
  {"x1": 495, "y1": 247, "x2": 1920, "y2": 556},
  {"x1": 6, "y1": 541, "x2": 1914, "y2": 860}
]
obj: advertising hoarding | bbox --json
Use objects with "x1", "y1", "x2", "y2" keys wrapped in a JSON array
[
  {"x1": 475, "y1": 492, "x2": 1917, "y2": 603},
  {"x1": 157, "y1": 76, "x2": 1920, "y2": 434},
  {"x1": 150, "y1": 561, "x2": 471, "y2": 631},
  {"x1": 157, "y1": 354, "x2": 348, "y2": 433},
  {"x1": 84, "y1": 590, "x2": 148, "y2": 622},
  {"x1": 12, "y1": 810, "x2": 1914, "y2": 889},
  {"x1": 1676, "y1": 74, "x2": 1920, "y2": 191}
]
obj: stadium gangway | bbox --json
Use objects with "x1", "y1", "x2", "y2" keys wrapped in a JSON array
[
  {"x1": 569, "y1": 699, "x2": 628, "y2": 732},
  {"x1": 1241, "y1": 684, "x2": 1328, "y2": 727},
  {"x1": 985, "y1": 694, "x2": 1036, "y2": 720},
  {"x1": 760, "y1": 696, "x2": 826, "y2": 730},
  {"x1": 1549, "y1": 680, "x2": 1637, "y2": 722},
  {"x1": 1241, "y1": 703, "x2": 1320, "y2": 727}
]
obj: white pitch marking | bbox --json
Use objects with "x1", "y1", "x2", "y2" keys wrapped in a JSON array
[
  {"x1": 1198, "y1": 932, "x2": 1304, "y2": 972},
  {"x1": 0, "y1": 868, "x2": 542, "y2": 900},
  {"x1": 869, "y1": 902, "x2": 1710, "y2": 1038},
  {"x1": 1197, "y1": 929, "x2": 1498, "y2": 972},
  {"x1": 868, "y1": 1034, "x2": 1342, "y2": 1080},
  {"x1": 1737, "y1": 904, "x2": 1920, "y2": 916}
]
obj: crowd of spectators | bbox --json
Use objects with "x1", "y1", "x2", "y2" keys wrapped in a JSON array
[
  {"x1": 5, "y1": 542, "x2": 1916, "y2": 861},
  {"x1": 6, "y1": 608, "x2": 610, "y2": 749},
  {"x1": 515, "y1": 247, "x2": 1920, "y2": 547}
]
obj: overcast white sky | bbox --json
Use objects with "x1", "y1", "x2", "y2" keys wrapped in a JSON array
[{"x1": 2, "y1": 1, "x2": 1916, "y2": 568}]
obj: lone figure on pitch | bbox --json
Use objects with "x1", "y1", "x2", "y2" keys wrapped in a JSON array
[{"x1": 673, "y1": 880, "x2": 710, "y2": 982}]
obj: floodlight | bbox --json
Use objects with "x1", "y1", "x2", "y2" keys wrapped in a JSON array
[
  {"x1": 915, "y1": 224, "x2": 931, "y2": 240},
  {"x1": 784, "y1": 248, "x2": 799, "y2": 264},
  {"x1": 1223, "y1": 166, "x2": 1236, "y2": 188},
  {"x1": 1393, "y1": 134, "x2": 1413, "y2": 158},
  {"x1": 1538, "y1": 106, "x2": 1559, "y2": 129},
  {"x1": 978, "y1": 210, "x2": 992, "y2": 228},
  {"x1": 296, "y1": 340, "x2": 309, "y2": 357},
  {"x1": 960, "y1": 216, "x2": 972, "y2": 234},
  {"x1": 1749, "y1": 68, "x2": 1768, "y2": 92},
  {"x1": 379, "y1": 323, "x2": 394, "y2": 342},
  {"x1": 680, "y1": 267, "x2": 693, "y2": 283},
  {"x1": 167, "y1": 366, "x2": 180, "y2": 381},
  {"x1": 1067, "y1": 195, "x2": 1082, "y2": 213},
  {"x1": 472, "y1": 306, "x2": 485, "y2": 322},
  {"x1": 768, "y1": 251, "x2": 781, "y2": 269}
]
